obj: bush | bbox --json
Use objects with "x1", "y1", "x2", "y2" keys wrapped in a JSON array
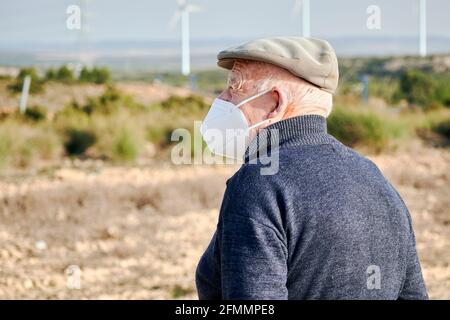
[
  {"x1": 79, "y1": 67, "x2": 111, "y2": 84},
  {"x1": 435, "y1": 75, "x2": 450, "y2": 107},
  {"x1": 400, "y1": 70, "x2": 437, "y2": 106},
  {"x1": 8, "y1": 67, "x2": 44, "y2": 94},
  {"x1": 146, "y1": 126, "x2": 176, "y2": 147},
  {"x1": 367, "y1": 77, "x2": 400, "y2": 105},
  {"x1": 160, "y1": 95, "x2": 208, "y2": 115},
  {"x1": 424, "y1": 101, "x2": 444, "y2": 112},
  {"x1": 61, "y1": 86, "x2": 144, "y2": 116},
  {"x1": 64, "y1": 129, "x2": 97, "y2": 156},
  {"x1": 55, "y1": 100, "x2": 86, "y2": 118},
  {"x1": 0, "y1": 120, "x2": 60, "y2": 168},
  {"x1": 45, "y1": 69, "x2": 56, "y2": 80},
  {"x1": 112, "y1": 129, "x2": 139, "y2": 161},
  {"x1": 45, "y1": 65, "x2": 75, "y2": 82},
  {"x1": 53, "y1": 103, "x2": 90, "y2": 134},
  {"x1": 431, "y1": 117, "x2": 450, "y2": 145},
  {"x1": 328, "y1": 107, "x2": 403, "y2": 153},
  {"x1": 414, "y1": 111, "x2": 450, "y2": 147},
  {"x1": 83, "y1": 87, "x2": 121, "y2": 115},
  {"x1": 21, "y1": 105, "x2": 48, "y2": 122}
]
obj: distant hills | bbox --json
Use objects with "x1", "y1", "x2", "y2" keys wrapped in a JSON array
[{"x1": 1, "y1": 36, "x2": 450, "y2": 71}]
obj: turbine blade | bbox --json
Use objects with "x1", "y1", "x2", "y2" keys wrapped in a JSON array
[{"x1": 186, "y1": 4, "x2": 203, "y2": 13}]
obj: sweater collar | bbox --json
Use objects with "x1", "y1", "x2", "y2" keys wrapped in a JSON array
[{"x1": 244, "y1": 114, "x2": 333, "y2": 163}]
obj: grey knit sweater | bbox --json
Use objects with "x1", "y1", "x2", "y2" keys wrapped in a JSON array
[{"x1": 195, "y1": 115, "x2": 428, "y2": 300}]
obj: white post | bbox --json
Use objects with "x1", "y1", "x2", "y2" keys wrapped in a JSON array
[
  {"x1": 19, "y1": 75, "x2": 31, "y2": 114},
  {"x1": 419, "y1": 0, "x2": 427, "y2": 57},
  {"x1": 302, "y1": 0, "x2": 311, "y2": 37},
  {"x1": 181, "y1": 10, "x2": 190, "y2": 76}
]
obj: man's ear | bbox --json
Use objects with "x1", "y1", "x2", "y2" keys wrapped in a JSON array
[{"x1": 267, "y1": 86, "x2": 288, "y2": 120}]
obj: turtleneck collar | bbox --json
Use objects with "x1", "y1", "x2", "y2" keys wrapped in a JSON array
[{"x1": 244, "y1": 114, "x2": 334, "y2": 163}]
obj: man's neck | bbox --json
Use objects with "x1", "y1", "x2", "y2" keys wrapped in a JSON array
[{"x1": 283, "y1": 105, "x2": 328, "y2": 119}]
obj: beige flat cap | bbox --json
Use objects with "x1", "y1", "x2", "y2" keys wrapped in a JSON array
[{"x1": 217, "y1": 36, "x2": 339, "y2": 94}]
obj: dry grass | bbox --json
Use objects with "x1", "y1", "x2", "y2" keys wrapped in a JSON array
[{"x1": 0, "y1": 147, "x2": 448, "y2": 299}]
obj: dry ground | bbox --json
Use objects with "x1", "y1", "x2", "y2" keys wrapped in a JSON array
[{"x1": 0, "y1": 146, "x2": 448, "y2": 299}]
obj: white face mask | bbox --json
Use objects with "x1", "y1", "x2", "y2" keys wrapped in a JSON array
[{"x1": 200, "y1": 88, "x2": 272, "y2": 160}]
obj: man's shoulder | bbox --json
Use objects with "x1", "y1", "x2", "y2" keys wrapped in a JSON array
[
  {"x1": 228, "y1": 136, "x2": 393, "y2": 197},
  {"x1": 227, "y1": 160, "x2": 278, "y2": 190}
]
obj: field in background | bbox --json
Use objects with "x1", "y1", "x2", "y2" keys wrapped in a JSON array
[
  {"x1": 0, "y1": 55, "x2": 449, "y2": 299},
  {"x1": 0, "y1": 78, "x2": 449, "y2": 172}
]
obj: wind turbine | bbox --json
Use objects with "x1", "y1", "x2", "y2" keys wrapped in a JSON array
[
  {"x1": 292, "y1": 0, "x2": 311, "y2": 37},
  {"x1": 169, "y1": 0, "x2": 202, "y2": 76},
  {"x1": 418, "y1": 0, "x2": 427, "y2": 57}
]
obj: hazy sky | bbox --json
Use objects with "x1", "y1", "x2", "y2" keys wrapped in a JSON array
[{"x1": 0, "y1": 0, "x2": 449, "y2": 45}]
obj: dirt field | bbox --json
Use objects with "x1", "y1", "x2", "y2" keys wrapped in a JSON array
[{"x1": 0, "y1": 146, "x2": 448, "y2": 299}]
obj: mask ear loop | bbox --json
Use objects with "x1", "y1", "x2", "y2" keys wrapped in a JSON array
[
  {"x1": 203, "y1": 88, "x2": 273, "y2": 124},
  {"x1": 248, "y1": 118, "x2": 270, "y2": 130},
  {"x1": 234, "y1": 88, "x2": 274, "y2": 130},
  {"x1": 233, "y1": 88, "x2": 273, "y2": 110}
]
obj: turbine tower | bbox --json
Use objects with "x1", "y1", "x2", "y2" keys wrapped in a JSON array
[
  {"x1": 170, "y1": 0, "x2": 202, "y2": 76},
  {"x1": 419, "y1": 0, "x2": 427, "y2": 57},
  {"x1": 292, "y1": 0, "x2": 311, "y2": 37}
]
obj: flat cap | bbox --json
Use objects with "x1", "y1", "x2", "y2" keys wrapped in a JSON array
[{"x1": 217, "y1": 36, "x2": 339, "y2": 94}]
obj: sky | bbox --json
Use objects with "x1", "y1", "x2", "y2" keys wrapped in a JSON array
[{"x1": 0, "y1": 0, "x2": 449, "y2": 46}]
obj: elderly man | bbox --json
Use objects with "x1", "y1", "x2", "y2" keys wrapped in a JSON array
[{"x1": 196, "y1": 37, "x2": 428, "y2": 300}]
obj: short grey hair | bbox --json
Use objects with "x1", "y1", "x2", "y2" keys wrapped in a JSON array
[{"x1": 228, "y1": 59, "x2": 333, "y2": 117}]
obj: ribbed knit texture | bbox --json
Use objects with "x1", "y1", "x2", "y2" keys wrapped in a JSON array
[
  {"x1": 196, "y1": 115, "x2": 428, "y2": 300},
  {"x1": 245, "y1": 114, "x2": 334, "y2": 163}
]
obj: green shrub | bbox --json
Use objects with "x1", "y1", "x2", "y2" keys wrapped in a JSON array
[
  {"x1": 65, "y1": 86, "x2": 144, "y2": 116},
  {"x1": 8, "y1": 67, "x2": 44, "y2": 94},
  {"x1": 435, "y1": 81, "x2": 450, "y2": 107},
  {"x1": 64, "y1": 129, "x2": 97, "y2": 156},
  {"x1": 45, "y1": 69, "x2": 56, "y2": 80},
  {"x1": 22, "y1": 105, "x2": 48, "y2": 122},
  {"x1": 79, "y1": 67, "x2": 111, "y2": 84},
  {"x1": 328, "y1": 107, "x2": 403, "y2": 153},
  {"x1": 53, "y1": 103, "x2": 90, "y2": 134},
  {"x1": 395, "y1": 69, "x2": 442, "y2": 108},
  {"x1": 414, "y1": 111, "x2": 450, "y2": 147},
  {"x1": 0, "y1": 120, "x2": 60, "y2": 168},
  {"x1": 423, "y1": 101, "x2": 444, "y2": 112},
  {"x1": 431, "y1": 117, "x2": 450, "y2": 142},
  {"x1": 146, "y1": 126, "x2": 176, "y2": 147},
  {"x1": 368, "y1": 77, "x2": 400, "y2": 105},
  {"x1": 83, "y1": 96, "x2": 119, "y2": 115},
  {"x1": 161, "y1": 95, "x2": 208, "y2": 115},
  {"x1": 111, "y1": 128, "x2": 139, "y2": 161},
  {"x1": 45, "y1": 65, "x2": 75, "y2": 82}
]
